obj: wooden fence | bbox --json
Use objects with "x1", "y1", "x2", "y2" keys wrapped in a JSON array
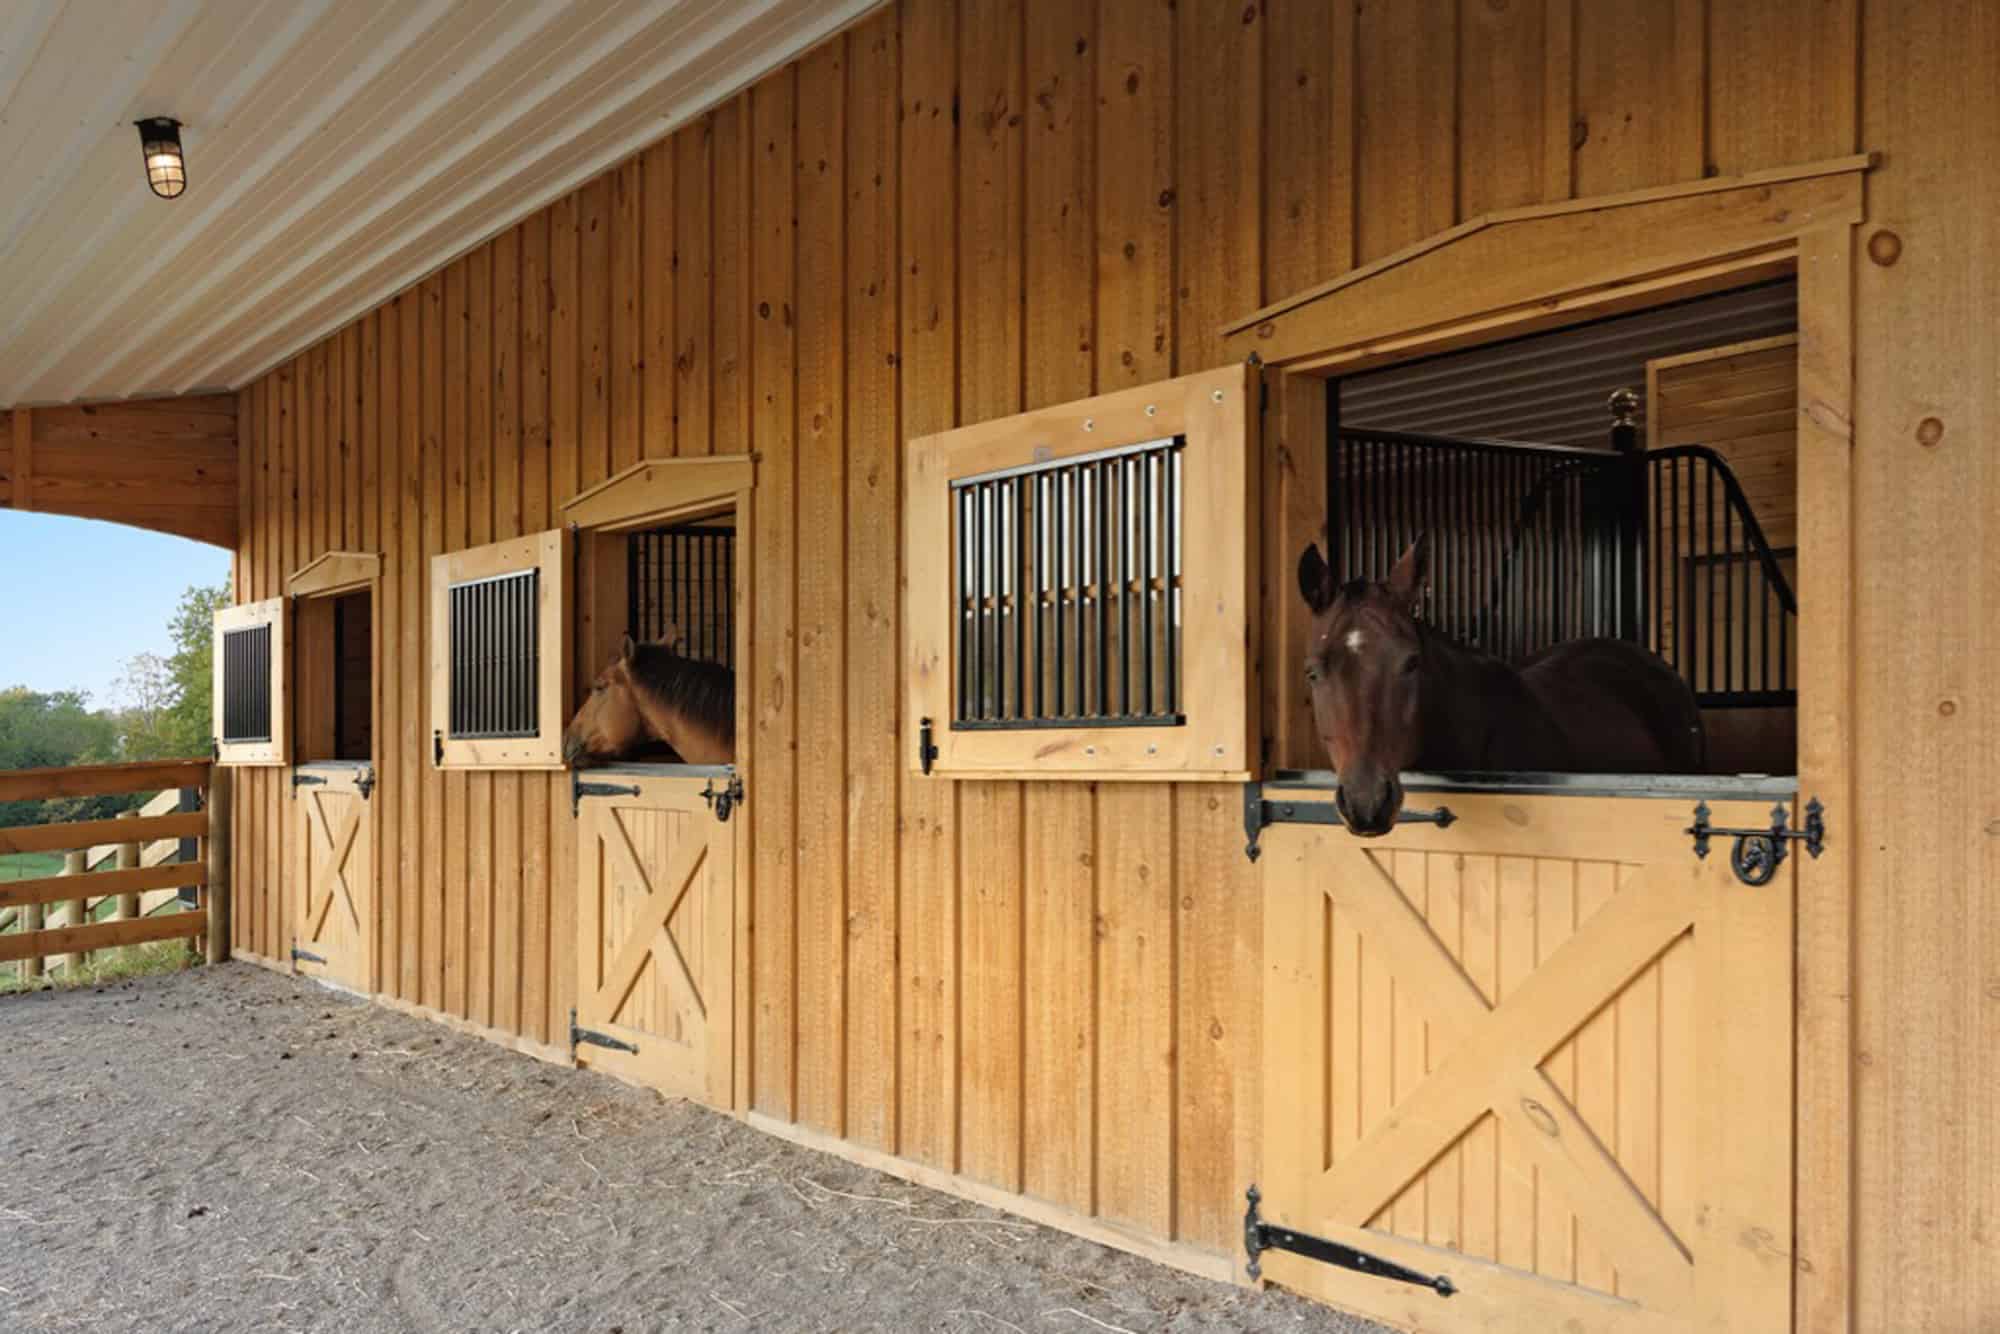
[{"x1": 0, "y1": 759, "x2": 230, "y2": 979}]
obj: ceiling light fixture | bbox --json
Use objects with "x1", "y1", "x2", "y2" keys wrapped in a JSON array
[{"x1": 135, "y1": 117, "x2": 187, "y2": 199}]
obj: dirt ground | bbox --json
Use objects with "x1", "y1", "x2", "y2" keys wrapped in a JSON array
[{"x1": 0, "y1": 965, "x2": 1388, "y2": 1334}]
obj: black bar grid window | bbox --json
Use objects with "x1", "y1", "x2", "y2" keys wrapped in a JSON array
[
  {"x1": 220, "y1": 623, "x2": 272, "y2": 744},
  {"x1": 952, "y1": 436, "x2": 1184, "y2": 731},
  {"x1": 627, "y1": 523, "x2": 735, "y2": 668},
  {"x1": 448, "y1": 569, "x2": 540, "y2": 739}
]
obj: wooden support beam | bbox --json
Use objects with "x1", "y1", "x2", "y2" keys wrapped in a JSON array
[
  {"x1": 205, "y1": 767, "x2": 231, "y2": 965},
  {"x1": 11, "y1": 407, "x2": 29, "y2": 510}
]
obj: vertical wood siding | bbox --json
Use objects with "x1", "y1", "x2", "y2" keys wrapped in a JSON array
[{"x1": 222, "y1": 4, "x2": 2000, "y2": 1316}]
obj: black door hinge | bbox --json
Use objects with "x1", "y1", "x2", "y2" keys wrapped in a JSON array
[
  {"x1": 291, "y1": 771, "x2": 325, "y2": 798},
  {"x1": 1241, "y1": 782, "x2": 1456, "y2": 862},
  {"x1": 569, "y1": 1007, "x2": 639, "y2": 1060},
  {"x1": 918, "y1": 717, "x2": 939, "y2": 776},
  {"x1": 572, "y1": 774, "x2": 642, "y2": 817},
  {"x1": 433, "y1": 730, "x2": 444, "y2": 766},
  {"x1": 702, "y1": 774, "x2": 744, "y2": 822},
  {"x1": 1687, "y1": 797, "x2": 1824, "y2": 886},
  {"x1": 290, "y1": 943, "x2": 327, "y2": 966},
  {"x1": 1244, "y1": 1186, "x2": 1455, "y2": 1296}
]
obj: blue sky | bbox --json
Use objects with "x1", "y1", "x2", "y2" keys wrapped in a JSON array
[{"x1": 0, "y1": 513, "x2": 231, "y2": 709}]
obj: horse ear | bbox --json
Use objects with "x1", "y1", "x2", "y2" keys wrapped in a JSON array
[
  {"x1": 657, "y1": 623, "x2": 683, "y2": 652},
  {"x1": 1387, "y1": 533, "x2": 1430, "y2": 610},
  {"x1": 620, "y1": 632, "x2": 637, "y2": 662},
  {"x1": 1297, "y1": 542, "x2": 1337, "y2": 615}
]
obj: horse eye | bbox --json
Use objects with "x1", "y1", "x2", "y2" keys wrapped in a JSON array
[{"x1": 1303, "y1": 663, "x2": 1321, "y2": 683}]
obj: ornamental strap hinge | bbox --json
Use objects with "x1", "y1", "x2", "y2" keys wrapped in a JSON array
[
  {"x1": 571, "y1": 775, "x2": 641, "y2": 818},
  {"x1": 290, "y1": 771, "x2": 325, "y2": 798},
  {"x1": 1686, "y1": 797, "x2": 1825, "y2": 886},
  {"x1": 569, "y1": 1007, "x2": 639, "y2": 1061},
  {"x1": 290, "y1": 942, "x2": 327, "y2": 966},
  {"x1": 1243, "y1": 1186, "x2": 1456, "y2": 1297},
  {"x1": 1240, "y1": 782, "x2": 1456, "y2": 862},
  {"x1": 701, "y1": 774, "x2": 744, "y2": 823}
]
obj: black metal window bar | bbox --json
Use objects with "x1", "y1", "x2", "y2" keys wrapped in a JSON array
[
  {"x1": 627, "y1": 523, "x2": 735, "y2": 668},
  {"x1": 219, "y1": 623, "x2": 272, "y2": 743},
  {"x1": 1328, "y1": 426, "x2": 1796, "y2": 708},
  {"x1": 448, "y1": 569, "x2": 540, "y2": 739},
  {"x1": 952, "y1": 436, "x2": 1185, "y2": 730},
  {"x1": 1647, "y1": 447, "x2": 1796, "y2": 707}
]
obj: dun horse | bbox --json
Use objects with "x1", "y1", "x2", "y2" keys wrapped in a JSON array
[
  {"x1": 562, "y1": 631, "x2": 735, "y2": 767},
  {"x1": 1297, "y1": 534, "x2": 1703, "y2": 835}
]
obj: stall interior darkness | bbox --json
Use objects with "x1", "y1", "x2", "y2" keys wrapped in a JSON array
[{"x1": 1329, "y1": 280, "x2": 1801, "y2": 776}]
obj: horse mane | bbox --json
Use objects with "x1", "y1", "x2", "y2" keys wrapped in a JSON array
[{"x1": 628, "y1": 643, "x2": 735, "y2": 740}]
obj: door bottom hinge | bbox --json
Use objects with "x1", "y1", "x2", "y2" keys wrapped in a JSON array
[
  {"x1": 1244, "y1": 1186, "x2": 1455, "y2": 1296},
  {"x1": 569, "y1": 1007, "x2": 639, "y2": 1060},
  {"x1": 290, "y1": 944, "x2": 327, "y2": 966}
]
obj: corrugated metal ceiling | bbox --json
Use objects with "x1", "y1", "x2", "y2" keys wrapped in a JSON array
[
  {"x1": 1339, "y1": 280, "x2": 1798, "y2": 449},
  {"x1": 0, "y1": 0, "x2": 877, "y2": 408}
]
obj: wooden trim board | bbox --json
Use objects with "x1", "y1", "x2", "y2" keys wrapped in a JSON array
[
  {"x1": 289, "y1": 550, "x2": 382, "y2": 598},
  {"x1": 560, "y1": 454, "x2": 754, "y2": 532},
  {"x1": 428, "y1": 529, "x2": 570, "y2": 769}
]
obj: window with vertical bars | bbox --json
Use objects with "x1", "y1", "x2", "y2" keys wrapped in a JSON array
[
  {"x1": 220, "y1": 624, "x2": 272, "y2": 743},
  {"x1": 448, "y1": 570, "x2": 540, "y2": 739},
  {"x1": 952, "y1": 436, "x2": 1184, "y2": 730}
]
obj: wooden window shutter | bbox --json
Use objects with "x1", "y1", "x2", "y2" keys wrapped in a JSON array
[
  {"x1": 429, "y1": 530, "x2": 570, "y2": 769},
  {"x1": 905, "y1": 364, "x2": 1260, "y2": 781},
  {"x1": 213, "y1": 596, "x2": 289, "y2": 765}
]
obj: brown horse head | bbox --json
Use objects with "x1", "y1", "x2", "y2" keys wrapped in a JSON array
[
  {"x1": 562, "y1": 628, "x2": 736, "y2": 768},
  {"x1": 1297, "y1": 534, "x2": 1430, "y2": 836},
  {"x1": 563, "y1": 633, "x2": 652, "y2": 766}
]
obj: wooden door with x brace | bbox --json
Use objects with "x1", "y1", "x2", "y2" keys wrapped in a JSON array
[
  {"x1": 292, "y1": 761, "x2": 374, "y2": 991},
  {"x1": 573, "y1": 770, "x2": 735, "y2": 1105},
  {"x1": 1256, "y1": 783, "x2": 1795, "y2": 1333}
]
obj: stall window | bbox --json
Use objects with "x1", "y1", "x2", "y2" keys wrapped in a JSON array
[
  {"x1": 429, "y1": 531, "x2": 569, "y2": 768},
  {"x1": 906, "y1": 364, "x2": 1259, "y2": 780},
  {"x1": 212, "y1": 596, "x2": 288, "y2": 765}
]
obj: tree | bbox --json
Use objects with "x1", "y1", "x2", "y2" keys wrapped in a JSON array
[
  {"x1": 156, "y1": 582, "x2": 228, "y2": 760},
  {"x1": 114, "y1": 652, "x2": 176, "y2": 760},
  {"x1": 0, "y1": 687, "x2": 125, "y2": 825}
]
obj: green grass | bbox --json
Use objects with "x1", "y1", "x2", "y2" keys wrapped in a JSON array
[
  {"x1": 0, "y1": 851, "x2": 67, "y2": 881},
  {"x1": 1, "y1": 938, "x2": 199, "y2": 994}
]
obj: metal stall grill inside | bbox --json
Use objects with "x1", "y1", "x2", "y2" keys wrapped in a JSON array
[
  {"x1": 627, "y1": 523, "x2": 736, "y2": 669},
  {"x1": 220, "y1": 623, "x2": 273, "y2": 743},
  {"x1": 447, "y1": 568, "x2": 541, "y2": 739},
  {"x1": 1328, "y1": 424, "x2": 1796, "y2": 709},
  {"x1": 951, "y1": 435, "x2": 1186, "y2": 731}
]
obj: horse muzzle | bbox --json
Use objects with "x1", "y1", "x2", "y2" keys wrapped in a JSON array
[{"x1": 1334, "y1": 775, "x2": 1404, "y2": 838}]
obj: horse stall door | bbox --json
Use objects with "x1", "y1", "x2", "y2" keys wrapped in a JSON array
[
  {"x1": 291, "y1": 763, "x2": 374, "y2": 992},
  {"x1": 1256, "y1": 786, "x2": 1795, "y2": 1333},
  {"x1": 573, "y1": 773, "x2": 734, "y2": 1105}
]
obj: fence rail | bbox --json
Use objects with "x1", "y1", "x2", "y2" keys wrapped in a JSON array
[{"x1": 0, "y1": 760, "x2": 229, "y2": 981}]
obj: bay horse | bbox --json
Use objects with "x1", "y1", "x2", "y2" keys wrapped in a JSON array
[
  {"x1": 562, "y1": 630, "x2": 735, "y2": 767},
  {"x1": 1297, "y1": 534, "x2": 1704, "y2": 836}
]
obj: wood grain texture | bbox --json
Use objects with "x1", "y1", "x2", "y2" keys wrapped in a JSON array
[
  {"x1": 213, "y1": 8, "x2": 1906, "y2": 1319},
  {"x1": 795, "y1": 36, "x2": 850, "y2": 1137}
]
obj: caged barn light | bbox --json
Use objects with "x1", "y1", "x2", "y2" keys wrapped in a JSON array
[{"x1": 134, "y1": 117, "x2": 186, "y2": 199}]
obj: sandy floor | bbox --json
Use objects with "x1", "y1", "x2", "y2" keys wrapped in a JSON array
[{"x1": 0, "y1": 965, "x2": 1387, "y2": 1334}]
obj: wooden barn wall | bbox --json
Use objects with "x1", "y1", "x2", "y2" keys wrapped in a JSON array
[{"x1": 226, "y1": 0, "x2": 1995, "y2": 1318}]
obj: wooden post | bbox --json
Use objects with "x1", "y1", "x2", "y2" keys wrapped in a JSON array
[
  {"x1": 204, "y1": 767, "x2": 231, "y2": 965},
  {"x1": 60, "y1": 849, "x2": 88, "y2": 973},
  {"x1": 115, "y1": 810, "x2": 141, "y2": 920},
  {"x1": 19, "y1": 896, "x2": 43, "y2": 980}
]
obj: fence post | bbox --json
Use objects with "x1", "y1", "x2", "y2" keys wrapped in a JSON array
[
  {"x1": 115, "y1": 809, "x2": 141, "y2": 920},
  {"x1": 205, "y1": 767, "x2": 231, "y2": 965},
  {"x1": 21, "y1": 894, "x2": 44, "y2": 980},
  {"x1": 59, "y1": 848, "x2": 88, "y2": 973}
]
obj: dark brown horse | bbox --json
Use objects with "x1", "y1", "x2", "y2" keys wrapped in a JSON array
[
  {"x1": 1297, "y1": 534, "x2": 1704, "y2": 835},
  {"x1": 562, "y1": 631, "x2": 735, "y2": 767}
]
